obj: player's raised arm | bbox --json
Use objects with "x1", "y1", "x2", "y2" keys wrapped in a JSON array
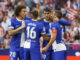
[
  {"x1": 50, "y1": 11, "x2": 71, "y2": 26},
  {"x1": 59, "y1": 19, "x2": 71, "y2": 26},
  {"x1": 54, "y1": 11, "x2": 71, "y2": 26}
]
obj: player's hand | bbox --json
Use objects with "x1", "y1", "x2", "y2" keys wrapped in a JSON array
[
  {"x1": 20, "y1": 24, "x2": 25, "y2": 29},
  {"x1": 42, "y1": 47, "x2": 48, "y2": 53}
]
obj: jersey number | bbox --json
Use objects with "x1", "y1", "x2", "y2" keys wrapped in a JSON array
[{"x1": 27, "y1": 26, "x2": 36, "y2": 39}]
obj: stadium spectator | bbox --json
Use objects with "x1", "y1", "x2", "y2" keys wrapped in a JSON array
[
  {"x1": 0, "y1": 0, "x2": 79, "y2": 50},
  {"x1": 1, "y1": 17, "x2": 8, "y2": 33},
  {"x1": 33, "y1": 0, "x2": 40, "y2": 4},
  {"x1": 26, "y1": 4, "x2": 30, "y2": 16},
  {"x1": 39, "y1": 2, "x2": 45, "y2": 17},
  {"x1": 0, "y1": 22, "x2": 5, "y2": 48},
  {"x1": 36, "y1": 3, "x2": 40, "y2": 17},
  {"x1": 4, "y1": 34, "x2": 11, "y2": 49}
]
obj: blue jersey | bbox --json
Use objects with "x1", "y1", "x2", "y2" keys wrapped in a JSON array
[
  {"x1": 8, "y1": 17, "x2": 29, "y2": 48},
  {"x1": 25, "y1": 20, "x2": 45, "y2": 48},
  {"x1": 41, "y1": 19, "x2": 52, "y2": 50},
  {"x1": 59, "y1": 19, "x2": 71, "y2": 26},
  {"x1": 42, "y1": 19, "x2": 71, "y2": 50},
  {"x1": 51, "y1": 22, "x2": 65, "y2": 43},
  {"x1": 24, "y1": 16, "x2": 32, "y2": 21},
  {"x1": 9, "y1": 17, "x2": 31, "y2": 60},
  {"x1": 42, "y1": 20, "x2": 51, "y2": 36},
  {"x1": 51, "y1": 22, "x2": 67, "y2": 60}
]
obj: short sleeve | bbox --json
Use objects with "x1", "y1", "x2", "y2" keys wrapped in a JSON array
[
  {"x1": 8, "y1": 19, "x2": 14, "y2": 29},
  {"x1": 51, "y1": 22, "x2": 58, "y2": 33}
]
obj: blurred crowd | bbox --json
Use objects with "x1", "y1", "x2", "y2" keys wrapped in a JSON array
[{"x1": 0, "y1": 0, "x2": 80, "y2": 50}]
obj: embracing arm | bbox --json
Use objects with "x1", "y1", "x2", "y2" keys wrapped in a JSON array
[
  {"x1": 8, "y1": 24, "x2": 25, "y2": 36},
  {"x1": 42, "y1": 34, "x2": 50, "y2": 41},
  {"x1": 42, "y1": 31, "x2": 57, "y2": 52},
  {"x1": 45, "y1": 32, "x2": 57, "y2": 49},
  {"x1": 59, "y1": 19, "x2": 71, "y2": 26}
]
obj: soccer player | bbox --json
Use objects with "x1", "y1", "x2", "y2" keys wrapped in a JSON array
[
  {"x1": 41, "y1": 8, "x2": 53, "y2": 60},
  {"x1": 42, "y1": 11, "x2": 71, "y2": 60},
  {"x1": 8, "y1": 5, "x2": 27, "y2": 60},
  {"x1": 23, "y1": 10, "x2": 50, "y2": 60},
  {"x1": 41, "y1": 8, "x2": 71, "y2": 60}
]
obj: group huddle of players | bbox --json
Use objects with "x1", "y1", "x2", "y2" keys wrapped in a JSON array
[{"x1": 8, "y1": 4, "x2": 71, "y2": 60}]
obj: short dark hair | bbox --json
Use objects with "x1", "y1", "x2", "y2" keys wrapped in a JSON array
[
  {"x1": 31, "y1": 10, "x2": 38, "y2": 19},
  {"x1": 14, "y1": 5, "x2": 26, "y2": 16},
  {"x1": 55, "y1": 10, "x2": 62, "y2": 19},
  {"x1": 44, "y1": 7, "x2": 51, "y2": 12}
]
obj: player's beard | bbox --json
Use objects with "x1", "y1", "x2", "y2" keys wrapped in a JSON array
[
  {"x1": 21, "y1": 15, "x2": 26, "y2": 19},
  {"x1": 45, "y1": 16, "x2": 49, "y2": 21}
]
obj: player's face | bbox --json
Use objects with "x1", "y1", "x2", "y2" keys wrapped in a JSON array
[
  {"x1": 19, "y1": 8, "x2": 26, "y2": 19},
  {"x1": 43, "y1": 11, "x2": 50, "y2": 21},
  {"x1": 49, "y1": 11, "x2": 55, "y2": 22},
  {"x1": 53, "y1": 15, "x2": 59, "y2": 21}
]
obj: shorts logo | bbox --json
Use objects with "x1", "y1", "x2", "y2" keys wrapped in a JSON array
[
  {"x1": 10, "y1": 52, "x2": 16, "y2": 58},
  {"x1": 42, "y1": 54, "x2": 46, "y2": 60}
]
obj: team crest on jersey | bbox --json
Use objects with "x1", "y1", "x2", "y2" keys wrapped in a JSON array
[{"x1": 52, "y1": 27, "x2": 56, "y2": 32}]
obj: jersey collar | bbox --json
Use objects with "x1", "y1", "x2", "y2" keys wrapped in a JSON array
[
  {"x1": 32, "y1": 19, "x2": 37, "y2": 21},
  {"x1": 16, "y1": 18, "x2": 24, "y2": 21},
  {"x1": 44, "y1": 19, "x2": 49, "y2": 22}
]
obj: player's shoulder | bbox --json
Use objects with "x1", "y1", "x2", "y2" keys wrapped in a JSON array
[
  {"x1": 24, "y1": 16, "x2": 32, "y2": 21},
  {"x1": 32, "y1": 20, "x2": 44, "y2": 28},
  {"x1": 42, "y1": 19, "x2": 49, "y2": 24},
  {"x1": 24, "y1": 19, "x2": 31, "y2": 26},
  {"x1": 31, "y1": 19, "x2": 42, "y2": 24},
  {"x1": 37, "y1": 19, "x2": 44, "y2": 24},
  {"x1": 51, "y1": 22, "x2": 61, "y2": 29},
  {"x1": 25, "y1": 19, "x2": 30, "y2": 23},
  {"x1": 10, "y1": 18, "x2": 16, "y2": 23},
  {"x1": 11, "y1": 17, "x2": 15, "y2": 20},
  {"x1": 38, "y1": 19, "x2": 49, "y2": 26},
  {"x1": 52, "y1": 22, "x2": 59, "y2": 26},
  {"x1": 8, "y1": 18, "x2": 16, "y2": 27},
  {"x1": 38, "y1": 20, "x2": 44, "y2": 25}
]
